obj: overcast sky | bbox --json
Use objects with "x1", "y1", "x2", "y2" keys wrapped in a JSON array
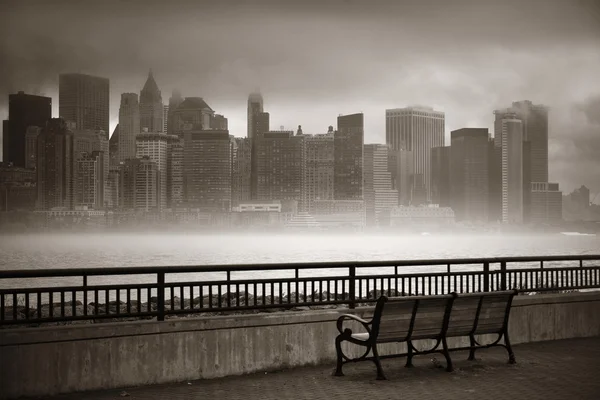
[{"x1": 1, "y1": 0, "x2": 599, "y2": 198}]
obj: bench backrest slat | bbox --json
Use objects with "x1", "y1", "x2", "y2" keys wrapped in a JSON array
[{"x1": 447, "y1": 290, "x2": 517, "y2": 337}]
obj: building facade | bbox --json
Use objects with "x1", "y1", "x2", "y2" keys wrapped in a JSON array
[
  {"x1": 120, "y1": 157, "x2": 160, "y2": 212},
  {"x1": 167, "y1": 137, "x2": 184, "y2": 209},
  {"x1": 363, "y1": 144, "x2": 399, "y2": 226},
  {"x1": 74, "y1": 151, "x2": 104, "y2": 209},
  {"x1": 386, "y1": 106, "x2": 445, "y2": 201},
  {"x1": 25, "y1": 126, "x2": 41, "y2": 170},
  {"x1": 118, "y1": 93, "x2": 140, "y2": 162},
  {"x1": 531, "y1": 182, "x2": 562, "y2": 224},
  {"x1": 136, "y1": 131, "x2": 174, "y2": 210},
  {"x1": 59, "y1": 73, "x2": 109, "y2": 135},
  {"x1": 171, "y1": 97, "x2": 214, "y2": 137},
  {"x1": 450, "y1": 128, "x2": 489, "y2": 222},
  {"x1": 231, "y1": 137, "x2": 252, "y2": 207},
  {"x1": 430, "y1": 146, "x2": 451, "y2": 207},
  {"x1": 247, "y1": 92, "x2": 264, "y2": 140},
  {"x1": 302, "y1": 132, "x2": 334, "y2": 213},
  {"x1": 139, "y1": 70, "x2": 164, "y2": 133},
  {"x1": 334, "y1": 113, "x2": 364, "y2": 201}
]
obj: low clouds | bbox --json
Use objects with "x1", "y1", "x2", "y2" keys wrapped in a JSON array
[{"x1": 0, "y1": 0, "x2": 599, "y2": 197}]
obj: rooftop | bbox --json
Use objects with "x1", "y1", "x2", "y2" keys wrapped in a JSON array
[{"x1": 53, "y1": 337, "x2": 600, "y2": 400}]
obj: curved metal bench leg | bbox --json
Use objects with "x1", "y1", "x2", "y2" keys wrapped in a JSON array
[
  {"x1": 504, "y1": 332, "x2": 516, "y2": 364},
  {"x1": 372, "y1": 345, "x2": 387, "y2": 380},
  {"x1": 405, "y1": 340, "x2": 414, "y2": 368},
  {"x1": 468, "y1": 334, "x2": 476, "y2": 361},
  {"x1": 442, "y1": 337, "x2": 453, "y2": 372},
  {"x1": 334, "y1": 336, "x2": 345, "y2": 376}
]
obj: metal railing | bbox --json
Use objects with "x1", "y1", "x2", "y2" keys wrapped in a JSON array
[{"x1": 1, "y1": 255, "x2": 599, "y2": 326}]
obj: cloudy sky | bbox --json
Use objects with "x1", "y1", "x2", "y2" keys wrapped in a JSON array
[{"x1": 1, "y1": 0, "x2": 599, "y2": 198}]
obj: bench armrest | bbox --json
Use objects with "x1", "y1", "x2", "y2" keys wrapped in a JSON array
[{"x1": 336, "y1": 313, "x2": 372, "y2": 335}]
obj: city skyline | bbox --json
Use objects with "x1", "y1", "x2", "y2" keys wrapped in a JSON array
[{"x1": 0, "y1": 0, "x2": 599, "y2": 197}]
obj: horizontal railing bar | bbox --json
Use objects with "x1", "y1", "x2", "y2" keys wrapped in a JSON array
[
  {"x1": 0, "y1": 283, "x2": 157, "y2": 295},
  {"x1": 1, "y1": 255, "x2": 598, "y2": 279}
]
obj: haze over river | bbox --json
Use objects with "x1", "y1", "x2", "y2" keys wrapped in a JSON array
[{"x1": 0, "y1": 232, "x2": 598, "y2": 290}]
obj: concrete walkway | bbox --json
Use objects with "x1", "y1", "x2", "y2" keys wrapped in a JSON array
[{"x1": 52, "y1": 337, "x2": 600, "y2": 400}]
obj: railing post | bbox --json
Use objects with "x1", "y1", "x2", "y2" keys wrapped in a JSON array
[
  {"x1": 157, "y1": 272, "x2": 165, "y2": 321},
  {"x1": 483, "y1": 262, "x2": 490, "y2": 292},
  {"x1": 500, "y1": 261, "x2": 507, "y2": 291},
  {"x1": 349, "y1": 265, "x2": 356, "y2": 309}
]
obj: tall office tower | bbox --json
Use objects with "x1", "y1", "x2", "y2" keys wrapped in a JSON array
[
  {"x1": 522, "y1": 140, "x2": 532, "y2": 223},
  {"x1": 74, "y1": 151, "x2": 104, "y2": 209},
  {"x1": 171, "y1": 97, "x2": 214, "y2": 137},
  {"x1": 531, "y1": 182, "x2": 562, "y2": 224},
  {"x1": 136, "y1": 131, "x2": 172, "y2": 211},
  {"x1": 450, "y1": 128, "x2": 489, "y2": 222},
  {"x1": 36, "y1": 118, "x2": 74, "y2": 210},
  {"x1": 253, "y1": 131, "x2": 304, "y2": 203},
  {"x1": 59, "y1": 73, "x2": 109, "y2": 135},
  {"x1": 183, "y1": 129, "x2": 232, "y2": 212},
  {"x1": 334, "y1": 113, "x2": 364, "y2": 201},
  {"x1": 511, "y1": 101, "x2": 549, "y2": 183},
  {"x1": 109, "y1": 125, "x2": 120, "y2": 167},
  {"x1": 118, "y1": 93, "x2": 140, "y2": 161},
  {"x1": 120, "y1": 157, "x2": 160, "y2": 212},
  {"x1": 363, "y1": 144, "x2": 399, "y2": 226},
  {"x1": 247, "y1": 92, "x2": 264, "y2": 140},
  {"x1": 487, "y1": 139, "x2": 502, "y2": 223},
  {"x1": 139, "y1": 70, "x2": 164, "y2": 133},
  {"x1": 249, "y1": 111, "x2": 270, "y2": 199},
  {"x1": 494, "y1": 110, "x2": 524, "y2": 223},
  {"x1": 211, "y1": 114, "x2": 229, "y2": 130},
  {"x1": 167, "y1": 137, "x2": 184, "y2": 209},
  {"x1": 430, "y1": 146, "x2": 451, "y2": 207},
  {"x1": 386, "y1": 106, "x2": 445, "y2": 201},
  {"x1": 25, "y1": 126, "x2": 41, "y2": 170},
  {"x1": 388, "y1": 149, "x2": 413, "y2": 206},
  {"x1": 73, "y1": 129, "x2": 109, "y2": 207},
  {"x1": 2, "y1": 91, "x2": 52, "y2": 167},
  {"x1": 167, "y1": 90, "x2": 183, "y2": 135},
  {"x1": 163, "y1": 105, "x2": 169, "y2": 133},
  {"x1": 302, "y1": 132, "x2": 334, "y2": 213},
  {"x1": 231, "y1": 137, "x2": 252, "y2": 207},
  {"x1": 106, "y1": 166, "x2": 120, "y2": 209}
]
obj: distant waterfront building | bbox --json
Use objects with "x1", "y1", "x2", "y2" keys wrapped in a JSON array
[
  {"x1": 302, "y1": 132, "x2": 334, "y2": 213},
  {"x1": 73, "y1": 129, "x2": 109, "y2": 207},
  {"x1": 511, "y1": 101, "x2": 549, "y2": 184},
  {"x1": 163, "y1": 105, "x2": 169, "y2": 133},
  {"x1": 2, "y1": 91, "x2": 52, "y2": 168},
  {"x1": 171, "y1": 97, "x2": 214, "y2": 137},
  {"x1": 430, "y1": 146, "x2": 451, "y2": 207},
  {"x1": 312, "y1": 199, "x2": 365, "y2": 229},
  {"x1": 247, "y1": 92, "x2": 264, "y2": 141},
  {"x1": 494, "y1": 110, "x2": 524, "y2": 223},
  {"x1": 59, "y1": 73, "x2": 109, "y2": 135},
  {"x1": 487, "y1": 139, "x2": 502, "y2": 223},
  {"x1": 334, "y1": 113, "x2": 364, "y2": 202},
  {"x1": 389, "y1": 205, "x2": 455, "y2": 228},
  {"x1": 106, "y1": 166, "x2": 120, "y2": 209},
  {"x1": 109, "y1": 124, "x2": 120, "y2": 167},
  {"x1": 531, "y1": 182, "x2": 562, "y2": 224},
  {"x1": 167, "y1": 137, "x2": 184, "y2": 209},
  {"x1": 25, "y1": 126, "x2": 41, "y2": 170},
  {"x1": 253, "y1": 131, "x2": 304, "y2": 204},
  {"x1": 167, "y1": 90, "x2": 183, "y2": 135},
  {"x1": 363, "y1": 144, "x2": 399, "y2": 226},
  {"x1": 388, "y1": 149, "x2": 413, "y2": 206},
  {"x1": 36, "y1": 118, "x2": 74, "y2": 210},
  {"x1": 74, "y1": 151, "x2": 104, "y2": 209},
  {"x1": 120, "y1": 157, "x2": 160, "y2": 212},
  {"x1": 0, "y1": 163, "x2": 37, "y2": 211},
  {"x1": 386, "y1": 106, "x2": 445, "y2": 201},
  {"x1": 139, "y1": 70, "x2": 164, "y2": 133},
  {"x1": 183, "y1": 129, "x2": 232, "y2": 212},
  {"x1": 231, "y1": 137, "x2": 252, "y2": 207},
  {"x1": 450, "y1": 128, "x2": 489, "y2": 222},
  {"x1": 136, "y1": 131, "x2": 176, "y2": 211},
  {"x1": 118, "y1": 93, "x2": 140, "y2": 162}
]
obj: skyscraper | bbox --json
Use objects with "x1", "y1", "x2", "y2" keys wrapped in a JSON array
[
  {"x1": 231, "y1": 137, "x2": 252, "y2": 207},
  {"x1": 254, "y1": 131, "x2": 304, "y2": 203},
  {"x1": 388, "y1": 149, "x2": 413, "y2": 206},
  {"x1": 302, "y1": 132, "x2": 334, "y2": 213},
  {"x1": 334, "y1": 113, "x2": 364, "y2": 201},
  {"x1": 494, "y1": 110, "x2": 524, "y2": 223},
  {"x1": 74, "y1": 151, "x2": 104, "y2": 209},
  {"x1": 511, "y1": 101, "x2": 549, "y2": 183},
  {"x1": 2, "y1": 91, "x2": 52, "y2": 167},
  {"x1": 363, "y1": 144, "x2": 399, "y2": 226},
  {"x1": 183, "y1": 129, "x2": 232, "y2": 212},
  {"x1": 59, "y1": 73, "x2": 109, "y2": 135},
  {"x1": 25, "y1": 126, "x2": 41, "y2": 170},
  {"x1": 118, "y1": 93, "x2": 140, "y2": 162},
  {"x1": 136, "y1": 132, "x2": 175, "y2": 210},
  {"x1": 450, "y1": 128, "x2": 489, "y2": 222},
  {"x1": 171, "y1": 97, "x2": 214, "y2": 137},
  {"x1": 109, "y1": 124, "x2": 120, "y2": 167},
  {"x1": 247, "y1": 92, "x2": 264, "y2": 140},
  {"x1": 167, "y1": 137, "x2": 184, "y2": 209},
  {"x1": 73, "y1": 129, "x2": 109, "y2": 208},
  {"x1": 167, "y1": 90, "x2": 183, "y2": 135},
  {"x1": 163, "y1": 105, "x2": 169, "y2": 134},
  {"x1": 386, "y1": 107, "x2": 445, "y2": 201},
  {"x1": 120, "y1": 157, "x2": 160, "y2": 212},
  {"x1": 430, "y1": 146, "x2": 451, "y2": 207},
  {"x1": 36, "y1": 118, "x2": 74, "y2": 210},
  {"x1": 139, "y1": 70, "x2": 164, "y2": 133}
]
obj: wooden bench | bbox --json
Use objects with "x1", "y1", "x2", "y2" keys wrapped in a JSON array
[{"x1": 334, "y1": 290, "x2": 517, "y2": 380}]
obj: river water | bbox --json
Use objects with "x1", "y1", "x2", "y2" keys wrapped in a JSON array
[{"x1": 0, "y1": 232, "x2": 598, "y2": 291}]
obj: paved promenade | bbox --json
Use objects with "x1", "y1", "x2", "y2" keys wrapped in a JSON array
[{"x1": 53, "y1": 337, "x2": 600, "y2": 400}]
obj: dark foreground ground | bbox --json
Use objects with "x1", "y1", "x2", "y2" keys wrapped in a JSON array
[{"x1": 50, "y1": 337, "x2": 600, "y2": 400}]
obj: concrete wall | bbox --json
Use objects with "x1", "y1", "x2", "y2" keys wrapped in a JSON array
[{"x1": 1, "y1": 291, "x2": 599, "y2": 399}]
